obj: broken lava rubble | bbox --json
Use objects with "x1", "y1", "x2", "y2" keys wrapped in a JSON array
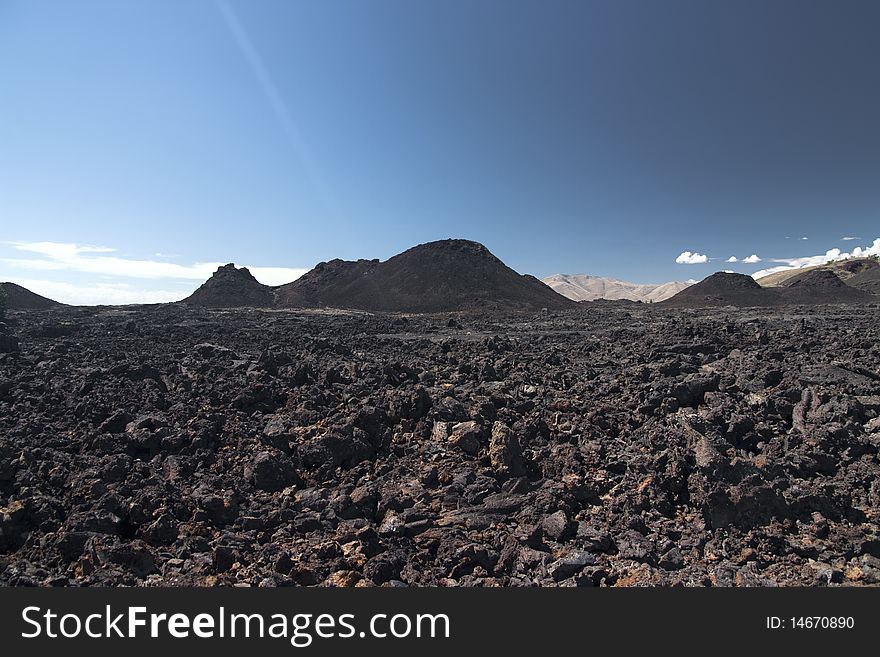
[{"x1": 1, "y1": 303, "x2": 880, "y2": 587}]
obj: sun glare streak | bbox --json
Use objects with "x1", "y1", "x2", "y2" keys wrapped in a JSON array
[{"x1": 215, "y1": 0, "x2": 342, "y2": 224}]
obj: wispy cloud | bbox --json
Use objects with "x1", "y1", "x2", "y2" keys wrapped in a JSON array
[
  {"x1": 752, "y1": 237, "x2": 880, "y2": 279},
  {"x1": 6, "y1": 242, "x2": 222, "y2": 280},
  {"x1": 3, "y1": 241, "x2": 305, "y2": 284},
  {"x1": 841, "y1": 236, "x2": 861, "y2": 241},
  {"x1": 1, "y1": 241, "x2": 307, "y2": 304},
  {"x1": 10, "y1": 279, "x2": 187, "y2": 305},
  {"x1": 675, "y1": 251, "x2": 708, "y2": 264}
]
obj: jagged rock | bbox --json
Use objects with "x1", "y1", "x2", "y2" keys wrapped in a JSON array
[
  {"x1": 542, "y1": 510, "x2": 576, "y2": 543},
  {"x1": 488, "y1": 421, "x2": 525, "y2": 476},
  {"x1": 448, "y1": 421, "x2": 484, "y2": 455},
  {"x1": 549, "y1": 551, "x2": 596, "y2": 581},
  {"x1": 246, "y1": 451, "x2": 296, "y2": 492},
  {"x1": 1, "y1": 300, "x2": 879, "y2": 588},
  {"x1": 182, "y1": 264, "x2": 274, "y2": 308}
]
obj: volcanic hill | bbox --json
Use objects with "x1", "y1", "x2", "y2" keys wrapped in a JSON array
[
  {"x1": 0, "y1": 282, "x2": 63, "y2": 309},
  {"x1": 274, "y1": 258, "x2": 380, "y2": 309},
  {"x1": 779, "y1": 269, "x2": 875, "y2": 304},
  {"x1": 662, "y1": 269, "x2": 876, "y2": 307},
  {"x1": 756, "y1": 257, "x2": 880, "y2": 287},
  {"x1": 846, "y1": 266, "x2": 880, "y2": 295},
  {"x1": 275, "y1": 239, "x2": 574, "y2": 312},
  {"x1": 661, "y1": 272, "x2": 775, "y2": 307},
  {"x1": 181, "y1": 264, "x2": 275, "y2": 308}
]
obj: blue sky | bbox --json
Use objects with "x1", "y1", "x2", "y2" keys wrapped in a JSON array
[{"x1": 1, "y1": 0, "x2": 878, "y2": 303}]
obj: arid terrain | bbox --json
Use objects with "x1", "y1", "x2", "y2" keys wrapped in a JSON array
[
  {"x1": 2, "y1": 301, "x2": 879, "y2": 587},
  {"x1": 542, "y1": 273, "x2": 692, "y2": 303}
]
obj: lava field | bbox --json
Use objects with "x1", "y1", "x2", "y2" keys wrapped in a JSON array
[{"x1": 1, "y1": 303, "x2": 879, "y2": 587}]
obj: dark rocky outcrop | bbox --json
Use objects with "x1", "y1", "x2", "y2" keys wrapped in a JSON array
[
  {"x1": 662, "y1": 270, "x2": 875, "y2": 307},
  {"x1": 274, "y1": 258, "x2": 380, "y2": 309},
  {"x1": 275, "y1": 239, "x2": 573, "y2": 312},
  {"x1": 181, "y1": 264, "x2": 275, "y2": 308}
]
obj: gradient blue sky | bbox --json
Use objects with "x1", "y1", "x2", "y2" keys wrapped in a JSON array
[{"x1": 1, "y1": 0, "x2": 879, "y2": 303}]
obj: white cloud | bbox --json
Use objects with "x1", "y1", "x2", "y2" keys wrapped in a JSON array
[
  {"x1": 742, "y1": 254, "x2": 761, "y2": 264},
  {"x1": 675, "y1": 251, "x2": 708, "y2": 264},
  {"x1": 751, "y1": 265, "x2": 792, "y2": 278},
  {"x1": 752, "y1": 237, "x2": 880, "y2": 279},
  {"x1": 247, "y1": 266, "x2": 307, "y2": 286},
  {"x1": 841, "y1": 236, "x2": 861, "y2": 241},
  {"x1": 0, "y1": 241, "x2": 308, "y2": 304},
  {"x1": 10, "y1": 279, "x2": 187, "y2": 305},
  {"x1": 726, "y1": 256, "x2": 738, "y2": 262},
  {"x1": 850, "y1": 238, "x2": 880, "y2": 258},
  {"x1": 801, "y1": 237, "x2": 809, "y2": 240},
  {"x1": 14, "y1": 242, "x2": 117, "y2": 259},
  {"x1": 4, "y1": 241, "x2": 305, "y2": 284},
  {"x1": 7, "y1": 242, "x2": 224, "y2": 280}
]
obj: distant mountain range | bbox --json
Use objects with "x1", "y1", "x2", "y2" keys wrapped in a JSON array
[
  {"x1": 5, "y1": 247, "x2": 878, "y2": 311},
  {"x1": 542, "y1": 274, "x2": 693, "y2": 303}
]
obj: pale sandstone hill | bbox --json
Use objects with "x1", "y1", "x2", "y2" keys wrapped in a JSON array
[{"x1": 542, "y1": 274, "x2": 692, "y2": 303}]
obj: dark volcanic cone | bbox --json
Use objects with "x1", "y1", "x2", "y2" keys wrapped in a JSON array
[
  {"x1": 846, "y1": 265, "x2": 880, "y2": 295},
  {"x1": 660, "y1": 272, "x2": 777, "y2": 307},
  {"x1": 275, "y1": 239, "x2": 573, "y2": 312},
  {"x1": 0, "y1": 282, "x2": 63, "y2": 309},
  {"x1": 782, "y1": 269, "x2": 874, "y2": 303},
  {"x1": 663, "y1": 269, "x2": 875, "y2": 307},
  {"x1": 181, "y1": 264, "x2": 274, "y2": 307}
]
